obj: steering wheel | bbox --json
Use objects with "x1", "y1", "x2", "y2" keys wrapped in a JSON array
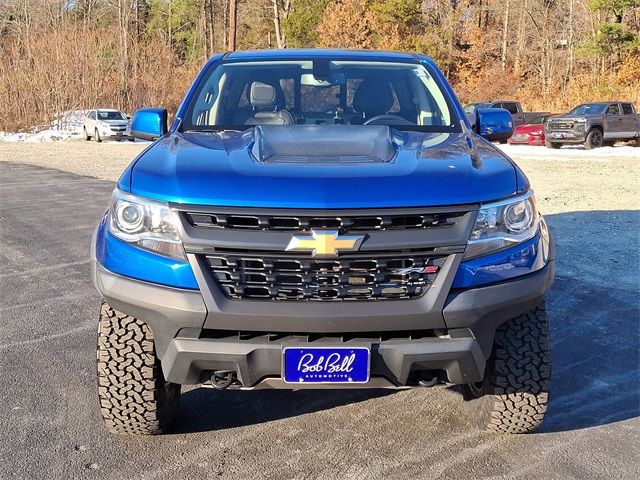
[{"x1": 364, "y1": 114, "x2": 415, "y2": 126}]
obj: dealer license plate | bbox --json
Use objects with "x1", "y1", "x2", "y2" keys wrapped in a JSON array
[
  {"x1": 282, "y1": 347, "x2": 370, "y2": 384},
  {"x1": 552, "y1": 132, "x2": 564, "y2": 139}
]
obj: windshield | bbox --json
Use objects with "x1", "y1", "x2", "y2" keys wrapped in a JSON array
[
  {"x1": 97, "y1": 110, "x2": 127, "y2": 121},
  {"x1": 183, "y1": 59, "x2": 459, "y2": 132},
  {"x1": 569, "y1": 103, "x2": 607, "y2": 115}
]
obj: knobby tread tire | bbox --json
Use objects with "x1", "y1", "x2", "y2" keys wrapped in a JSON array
[
  {"x1": 97, "y1": 303, "x2": 180, "y2": 435},
  {"x1": 584, "y1": 128, "x2": 603, "y2": 149},
  {"x1": 463, "y1": 302, "x2": 551, "y2": 434}
]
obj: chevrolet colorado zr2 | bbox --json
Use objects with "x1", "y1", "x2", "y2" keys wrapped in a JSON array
[{"x1": 91, "y1": 49, "x2": 555, "y2": 436}]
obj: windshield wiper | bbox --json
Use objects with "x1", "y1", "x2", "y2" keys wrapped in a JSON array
[{"x1": 181, "y1": 127, "x2": 244, "y2": 135}]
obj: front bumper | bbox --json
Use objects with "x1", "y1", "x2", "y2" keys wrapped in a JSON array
[
  {"x1": 508, "y1": 135, "x2": 544, "y2": 146},
  {"x1": 545, "y1": 130, "x2": 587, "y2": 143},
  {"x1": 91, "y1": 254, "x2": 555, "y2": 387}
]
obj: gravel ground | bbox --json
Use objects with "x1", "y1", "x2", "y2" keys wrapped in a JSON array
[{"x1": 0, "y1": 142, "x2": 638, "y2": 479}]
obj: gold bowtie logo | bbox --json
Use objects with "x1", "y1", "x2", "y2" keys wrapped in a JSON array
[{"x1": 285, "y1": 230, "x2": 365, "y2": 257}]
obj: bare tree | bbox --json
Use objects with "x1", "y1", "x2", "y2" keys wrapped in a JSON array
[
  {"x1": 272, "y1": 0, "x2": 290, "y2": 49},
  {"x1": 228, "y1": 0, "x2": 237, "y2": 50}
]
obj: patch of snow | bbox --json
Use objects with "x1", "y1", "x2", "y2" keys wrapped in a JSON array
[
  {"x1": 1, "y1": 110, "x2": 86, "y2": 142},
  {"x1": 0, "y1": 129, "x2": 80, "y2": 143},
  {"x1": 498, "y1": 143, "x2": 640, "y2": 160}
]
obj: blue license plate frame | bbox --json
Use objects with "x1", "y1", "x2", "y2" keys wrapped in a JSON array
[{"x1": 282, "y1": 347, "x2": 370, "y2": 384}]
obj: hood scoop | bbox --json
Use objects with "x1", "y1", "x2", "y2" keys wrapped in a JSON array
[{"x1": 251, "y1": 125, "x2": 397, "y2": 164}]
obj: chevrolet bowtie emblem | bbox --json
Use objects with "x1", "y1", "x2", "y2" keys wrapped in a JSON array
[{"x1": 285, "y1": 230, "x2": 365, "y2": 257}]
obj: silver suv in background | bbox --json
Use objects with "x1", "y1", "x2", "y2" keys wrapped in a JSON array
[{"x1": 83, "y1": 109, "x2": 131, "y2": 142}]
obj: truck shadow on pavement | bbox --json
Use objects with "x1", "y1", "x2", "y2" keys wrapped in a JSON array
[
  {"x1": 174, "y1": 388, "x2": 396, "y2": 434},
  {"x1": 174, "y1": 210, "x2": 639, "y2": 435},
  {"x1": 536, "y1": 210, "x2": 640, "y2": 433}
]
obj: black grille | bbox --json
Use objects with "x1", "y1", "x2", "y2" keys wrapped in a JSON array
[
  {"x1": 201, "y1": 329, "x2": 441, "y2": 342},
  {"x1": 185, "y1": 211, "x2": 465, "y2": 231},
  {"x1": 548, "y1": 121, "x2": 574, "y2": 131},
  {"x1": 206, "y1": 254, "x2": 445, "y2": 301}
]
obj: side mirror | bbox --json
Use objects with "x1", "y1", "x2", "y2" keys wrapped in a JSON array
[
  {"x1": 475, "y1": 108, "x2": 513, "y2": 142},
  {"x1": 131, "y1": 108, "x2": 168, "y2": 141}
]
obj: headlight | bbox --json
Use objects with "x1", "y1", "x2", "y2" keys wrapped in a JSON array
[
  {"x1": 465, "y1": 191, "x2": 539, "y2": 259},
  {"x1": 108, "y1": 189, "x2": 185, "y2": 260}
]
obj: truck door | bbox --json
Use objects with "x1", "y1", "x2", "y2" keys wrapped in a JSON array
[
  {"x1": 604, "y1": 103, "x2": 624, "y2": 139},
  {"x1": 620, "y1": 103, "x2": 638, "y2": 138},
  {"x1": 499, "y1": 102, "x2": 524, "y2": 126}
]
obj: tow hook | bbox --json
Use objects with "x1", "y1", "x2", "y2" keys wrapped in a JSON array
[
  {"x1": 418, "y1": 377, "x2": 438, "y2": 387},
  {"x1": 210, "y1": 370, "x2": 236, "y2": 390}
]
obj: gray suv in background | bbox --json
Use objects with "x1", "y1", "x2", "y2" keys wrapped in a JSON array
[
  {"x1": 83, "y1": 109, "x2": 131, "y2": 142},
  {"x1": 545, "y1": 102, "x2": 640, "y2": 149}
]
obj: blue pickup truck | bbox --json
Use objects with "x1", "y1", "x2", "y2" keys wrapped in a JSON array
[{"x1": 91, "y1": 49, "x2": 555, "y2": 436}]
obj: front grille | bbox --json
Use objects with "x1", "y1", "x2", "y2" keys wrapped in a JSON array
[
  {"x1": 548, "y1": 121, "x2": 574, "y2": 131},
  {"x1": 110, "y1": 126, "x2": 126, "y2": 132},
  {"x1": 201, "y1": 329, "x2": 441, "y2": 342},
  {"x1": 185, "y1": 211, "x2": 465, "y2": 231},
  {"x1": 205, "y1": 253, "x2": 445, "y2": 301}
]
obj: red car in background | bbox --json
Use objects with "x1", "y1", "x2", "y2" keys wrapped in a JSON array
[{"x1": 508, "y1": 114, "x2": 556, "y2": 146}]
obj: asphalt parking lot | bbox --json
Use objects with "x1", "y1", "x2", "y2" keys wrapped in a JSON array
[{"x1": 0, "y1": 158, "x2": 638, "y2": 480}]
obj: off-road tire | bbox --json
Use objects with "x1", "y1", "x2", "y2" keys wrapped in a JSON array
[
  {"x1": 83, "y1": 127, "x2": 91, "y2": 141},
  {"x1": 94, "y1": 128, "x2": 102, "y2": 142},
  {"x1": 97, "y1": 303, "x2": 180, "y2": 435},
  {"x1": 463, "y1": 302, "x2": 550, "y2": 434},
  {"x1": 545, "y1": 140, "x2": 561, "y2": 149},
  {"x1": 584, "y1": 128, "x2": 603, "y2": 149}
]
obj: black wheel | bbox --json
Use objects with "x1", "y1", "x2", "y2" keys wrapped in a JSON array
[
  {"x1": 545, "y1": 140, "x2": 561, "y2": 149},
  {"x1": 463, "y1": 302, "x2": 550, "y2": 434},
  {"x1": 94, "y1": 128, "x2": 102, "y2": 143},
  {"x1": 584, "y1": 128, "x2": 603, "y2": 149},
  {"x1": 97, "y1": 303, "x2": 180, "y2": 435},
  {"x1": 83, "y1": 127, "x2": 91, "y2": 141}
]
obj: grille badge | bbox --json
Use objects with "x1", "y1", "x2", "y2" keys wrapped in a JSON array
[{"x1": 285, "y1": 230, "x2": 364, "y2": 257}]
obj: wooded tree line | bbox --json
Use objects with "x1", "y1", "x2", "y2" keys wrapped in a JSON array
[{"x1": 0, "y1": 0, "x2": 638, "y2": 131}]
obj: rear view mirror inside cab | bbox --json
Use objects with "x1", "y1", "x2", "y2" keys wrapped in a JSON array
[{"x1": 301, "y1": 73, "x2": 345, "y2": 87}]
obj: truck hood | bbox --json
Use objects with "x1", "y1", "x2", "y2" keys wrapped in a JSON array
[
  {"x1": 127, "y1": 126, "x2": 521, "y2": 209},
  {"x1": 548, "y1": 114, "x2": 600, "y2": 123},
  {"x1": 101, "y1": 119, "x2": 129, "y2": 126},
  {"x1": 514, "y1": 124, "x2": 544, "y2": 134}
]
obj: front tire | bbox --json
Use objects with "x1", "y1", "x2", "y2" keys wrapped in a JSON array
[
  {"x1": 463, "y1": 302, "x2": 550, "y2": 434},
  {"x1": 545, "y1": 140, "x2": 561, "y2": 149},
  {"x1": 94, "y1": 128, "x2": 102, "y2": 143},
  {"x1": 584, "y1": 128, "x2": 603, "y2": 149},
  {"x1": 97, "y1": 303, "x2": 180, "y2": 435},
  {"x1": 83, "y1": 127, "x2": 91, "y2": 141}
]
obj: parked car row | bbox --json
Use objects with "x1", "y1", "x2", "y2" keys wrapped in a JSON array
[
  {"x1": 465, "y1": 100, "x2": 640, "y2": 149},
  {"x1": 83, "y1": 109, "x2": 132, "y2": 142}
]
